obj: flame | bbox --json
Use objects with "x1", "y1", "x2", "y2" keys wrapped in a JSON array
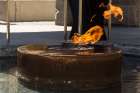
[
  {"x1": 103, "y1": 3, "x2": 123, "y2": 21},
  {"x1": 71, "y1": 3, "x2": 124, "y2": 45},
  {"x1": 72, "y1": 25, "x2": 103, "y2": 45}
]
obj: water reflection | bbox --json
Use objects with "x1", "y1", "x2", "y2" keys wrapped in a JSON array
[
  {"x1": 0, "y1": 56, "x2": 140, "y2": 93},
  {"x1": 12, "y1": 74, "x2": 122, "y2": 93},
  {"x1": 17, "y1": 56, "x2": 140, "y2": 93},
  {"x1": 18, "y1": 79, "x2": 121, "y2": 93}
]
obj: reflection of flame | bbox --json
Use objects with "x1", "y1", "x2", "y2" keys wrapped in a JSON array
[
  {"x1": 103, "y1": 3, "x2": 123, "y2": 21},
  {"x1": 72, "y1": 25, "x2": 103, "y2": 45}
]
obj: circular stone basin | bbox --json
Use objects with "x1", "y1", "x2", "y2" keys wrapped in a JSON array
[{"x1": 17, "y1": 44, "x2": 122, "y2": 91}]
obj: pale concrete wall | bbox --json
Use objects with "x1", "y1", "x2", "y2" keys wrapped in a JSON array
[
  {"x1": 0, "y1": 0, "x2": 56, "y2": 22},
  {"x1": 0, "y1": 1, "x2": 7, "y2": 21}
]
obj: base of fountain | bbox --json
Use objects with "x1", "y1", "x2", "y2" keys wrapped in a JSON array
[{"x1": 17, "y1": 44, "x2": 122, "y2": 91}]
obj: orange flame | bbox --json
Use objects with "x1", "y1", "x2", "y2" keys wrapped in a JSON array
[
  {"x1": 71, "y1": 3, "x2": 124, "y2": 45},
  {"x1": 103, "y1": 3, "x2": 123, "y2": 21},
  {"x1": 72, "y1": 25, "x2": 103, "y2": 45}
]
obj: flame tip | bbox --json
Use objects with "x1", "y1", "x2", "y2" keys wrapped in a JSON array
[{"x1": 103, "y1": 3, "x2": 124, "y2": 22}]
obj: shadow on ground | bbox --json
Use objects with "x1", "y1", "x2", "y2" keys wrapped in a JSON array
[{"x1": 0, "y1": 31, "x2": 69, "y2": 46}]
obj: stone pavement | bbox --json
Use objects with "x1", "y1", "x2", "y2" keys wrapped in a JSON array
[
  {"x1": 0, "y1": 21, "x2": 140, "y2": 93},
  {"x1": 0, "y1": 21, "x2": 140, "y2": 56},
  {"x1": 110, "y1": 26, "x2": 140, "y2": 56}
]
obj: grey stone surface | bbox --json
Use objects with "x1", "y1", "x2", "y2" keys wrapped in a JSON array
[
  {"x1": 109, "y1": 26, "x2": 140, "y2": 56},
  {"x1": 0, "y1": 55, "x2": 139, "y2": 93},
  {"x1": 0, "y1": 22, "x2": 140, "y2": 56},
  {"x1": 0, "y1": 22, "x2": 139, "y2": 92},
  {"x1": 0, "y1": 1, "x2": 6, "y2": 21},
  {"x1": 0, "y1": 1, "x2": 56, "y2": 22}
]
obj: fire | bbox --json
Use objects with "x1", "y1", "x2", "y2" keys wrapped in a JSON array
[
  {"x1": 71, "y1": 3, "x2": 124, "y2": 45},
  {"x1": 103, "y1": 3, "x2": 123, "y2": 21},
  {"x1": 72, "y1": 25, "x2": 103, "y2": 45}
]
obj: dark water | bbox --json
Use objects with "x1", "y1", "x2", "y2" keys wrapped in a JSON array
[{"x1": 0, "y1": 55, "x2": 140, "y2": 93}]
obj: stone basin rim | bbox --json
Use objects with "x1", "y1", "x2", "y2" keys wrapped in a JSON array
[{"x1": 17, "y1": 44, "x2": 122, "y2": 57}]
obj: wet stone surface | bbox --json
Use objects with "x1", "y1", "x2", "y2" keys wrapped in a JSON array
[{"x1": 0, "y1": 53, "x2": 140, "y2": 93}]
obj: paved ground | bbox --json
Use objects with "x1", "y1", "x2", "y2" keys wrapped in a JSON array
[
  {"x1": 0, "y1": 21, "x2": 140, "y2": 93},
  {"x1": 0, "y1": 21, "x2": 71, "y2": 46},
  {"x1": 0, "y1": 21, "x2": 140, "y2": 56}
]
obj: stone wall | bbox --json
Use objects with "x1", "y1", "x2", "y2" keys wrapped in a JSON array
[
  {"x1": 0, "y1": 0, "x2": 56, "y2": 22},
  {"x1": 0, "y1": 2, "x2": 6, "y2": 21}
]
